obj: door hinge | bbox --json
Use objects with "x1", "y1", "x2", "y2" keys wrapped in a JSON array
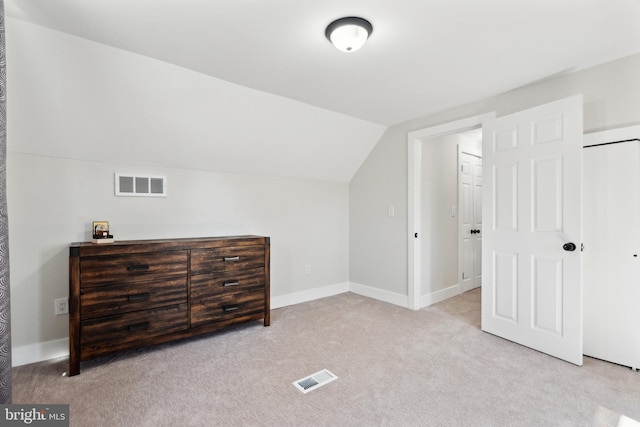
[{"x1": 581, "y1": 243, "x2": 584, "y2": 252}]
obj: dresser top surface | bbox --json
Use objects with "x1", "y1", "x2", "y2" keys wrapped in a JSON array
[{"x1": 70, "y1": 235, "x2": 269, "y2": 256}]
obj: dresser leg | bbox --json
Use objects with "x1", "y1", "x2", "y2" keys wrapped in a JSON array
[{"x1": 68, "y1": 357, "x2": 80, "y2": 377}]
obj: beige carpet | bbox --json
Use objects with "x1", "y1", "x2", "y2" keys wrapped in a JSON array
[{"x1": 12, "y1": 289, "x2": 640, "y2": 426}]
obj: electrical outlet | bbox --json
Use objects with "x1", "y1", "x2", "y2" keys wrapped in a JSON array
[
  {"x1": 304, "y1": 264, "x2": 311, "y2": 275},
  {"x1": 55, "y1": 298, "x2": 69, "y2": 315}
]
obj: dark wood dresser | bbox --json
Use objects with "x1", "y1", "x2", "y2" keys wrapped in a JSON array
[{"x1": 68, "y1": 235, "x2": 270, "y2": 376}]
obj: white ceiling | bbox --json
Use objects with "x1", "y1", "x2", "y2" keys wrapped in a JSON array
[{"x1": 6, "y1": 0, "x2": 640, "y2": 127}]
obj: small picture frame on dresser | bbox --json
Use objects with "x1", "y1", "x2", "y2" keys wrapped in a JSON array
[{"x1": 92, "y1": 221, "x2": 114, "y2": 243}]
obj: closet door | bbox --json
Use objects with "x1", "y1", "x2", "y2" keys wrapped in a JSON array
[
  {"x1": 459, "y1": 151, "x2": 482, "y2": 293},
  {"x1": 583, "y1": 140, "x2": 640, "y2": 370}
]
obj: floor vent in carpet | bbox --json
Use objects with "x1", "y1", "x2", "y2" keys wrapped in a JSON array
[{"x1": 293, "y1": 369, "x2": 337, "y2": 394}]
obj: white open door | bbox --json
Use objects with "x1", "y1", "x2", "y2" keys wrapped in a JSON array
[{"x1": 481, "y1": 95, "x2": 583, "y2": 365}]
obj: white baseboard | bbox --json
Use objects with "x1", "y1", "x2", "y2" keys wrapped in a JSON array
[
  {"x1": 349, "y1": 282, "x2": 409, "y2": 308},
  {"x1": 420, "y1": 283, "x2": 461, "y2": 308},
  {"x1": 271, "y1": 282, "x2": 350, "y2": 309},
  {"x1": 13, "y1": 282, "x2": 352, "y2": 368},
  {"x1": 13, "y1": 338, "x2": 69, "y2": 368},
  {"x1": 14, "y1": 281, "x2": 456, "y2": 367}
]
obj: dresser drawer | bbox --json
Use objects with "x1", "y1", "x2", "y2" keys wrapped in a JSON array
[
  {"x1": 191, "y1": 246, "x2": 264, "y2": 275},
  {"x1": 191, "y1": 291, "x2": 264, "y2": 328},
  {"x1": 191, "y1": 268, "x2": 264, "y2": 300},
  {"x1": 81, "y1": 277, "x2": 187, "y2": 319},
  {"x1": 81, "y1": 303, "x2": 188, "y2": 351},
  {"x1": 80, "y1": 251, "x2": 187, "y2": 287}
]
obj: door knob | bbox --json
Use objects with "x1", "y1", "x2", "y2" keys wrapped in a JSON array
[{"x1": 563, "y1": 242, "x2": 577, "y2": 252}]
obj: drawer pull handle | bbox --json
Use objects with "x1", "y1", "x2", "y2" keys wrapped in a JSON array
[
  {"x1": 128, "y1": 293, "x2": 149, "y2": 301},
  {"x1": 224, "y1": 256, "x2": 240, "y2": 262},
  {"x1": 128, "y1": 322, "x2": 150, "y2": 332},
  {"x1": 223, "y1": 305, "x2": 240, "y2": 312},
  {"x1": 223, "y1": 281, "x2": 240, "y2": 287},
  {"x1": 127, "y1": 264, "x2": 150, "y2": 272}
]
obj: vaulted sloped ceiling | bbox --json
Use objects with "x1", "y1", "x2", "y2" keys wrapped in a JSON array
[
  {"x1": 6, "y1": 1, "x2": 640, "y2": 182},
  {"x1": 6, "y1": 18, "x2": 386, "y2": 183}
]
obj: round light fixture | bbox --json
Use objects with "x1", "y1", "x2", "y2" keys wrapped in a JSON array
[{"x1": 325, "y1": 17, "x2": 373, "y2": 53}]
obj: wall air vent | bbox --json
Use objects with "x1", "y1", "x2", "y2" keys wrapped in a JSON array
[
  {"x1": 293, "y1": 369, "x2": 337, "y2": 394},
  {"x1": 115, "y1": 173, "x2": 167, "y2": 197}
]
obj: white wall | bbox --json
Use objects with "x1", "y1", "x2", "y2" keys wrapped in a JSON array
[
  {"x1": 6, "y1": 18, "x2": 371, "y2": 365},
  {"x1": 350, "y1": 53, "x2": 640, "y2": 302},
  {"x1": 420, "y1": 133, "x2": 478, "y2": 298},
  {"x1": 8, "y1": 153, "x2": 350, "y2": 364},
  {"x1": 349, "y1": 126, "x2": 408, "y2": 297}
]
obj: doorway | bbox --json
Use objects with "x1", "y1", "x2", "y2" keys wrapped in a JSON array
[
  {"x1": 409, "y1": 96, "x2": 584, "y2": 365},
  {"x1": 407, "y1": 113, "x2": 494, "y2": 310}
]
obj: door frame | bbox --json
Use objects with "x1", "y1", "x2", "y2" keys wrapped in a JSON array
[{"x1": 407, "y1": 112, "x2": 495, "y2": 310}]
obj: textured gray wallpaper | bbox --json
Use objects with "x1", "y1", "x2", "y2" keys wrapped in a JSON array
[{"x1": 0, "y1": 0, "x2": 12, "y2": 404}]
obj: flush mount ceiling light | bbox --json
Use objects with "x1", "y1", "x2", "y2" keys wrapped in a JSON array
[{"x1": 325, "y1": 17, "x2": 373, "y2": 53}]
